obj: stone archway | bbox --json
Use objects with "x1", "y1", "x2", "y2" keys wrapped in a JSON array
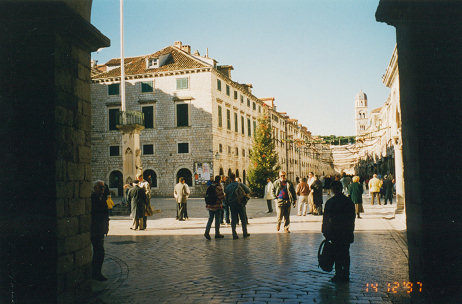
[
  {"x1": 109, "y1": 170, "x2": 123, "y2": 196},
  {"x1": 176, "y1": 168, "x2": 192, "y2": 187},
  {"x1": 143, "y1": 169, "x2": 157, "y2": 188}
]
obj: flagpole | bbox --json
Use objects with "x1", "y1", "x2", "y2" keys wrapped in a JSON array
[{"x1": 120, "y1": 0, "x2": 126, "y2": 112}]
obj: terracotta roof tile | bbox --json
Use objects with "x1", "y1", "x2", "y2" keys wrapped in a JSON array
[{"x1": 93, "y1": 46, "x2": 209, "y2": 79}]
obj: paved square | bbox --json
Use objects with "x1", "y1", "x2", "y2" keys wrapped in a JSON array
[{"x1": 92, "y1": 195, "x2": 421, "y2": 304}]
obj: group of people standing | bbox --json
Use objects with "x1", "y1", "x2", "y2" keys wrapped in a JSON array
[
  {"x1": 124, "y1": 174, "x2": 153, "y2": 230},
  {"x1": 204, "y1": 173, "x2": 250, "y2": 240}
]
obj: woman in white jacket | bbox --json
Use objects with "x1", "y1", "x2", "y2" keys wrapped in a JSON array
[{"x1": 263, "y1": 177, "x2": 275, "y2": 213}]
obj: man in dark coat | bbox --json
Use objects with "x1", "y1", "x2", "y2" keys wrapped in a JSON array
[
  {"x1": 225, "y1": 173, "x2": 250, "y2": 239},
  {"x1": 311, "y1": 175, "x2": 324, "y2": 215},
  {"x1": 322, "y1": 181, "x2": 355, "y2": 282},
  {"x1": 128, "y1": 180, "x2": 147, "y2": 230},
  {"x1": 91, "y1": 180, "x2": 109, "y2": 281}
]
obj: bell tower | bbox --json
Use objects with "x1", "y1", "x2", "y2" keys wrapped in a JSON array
[{"x1": 355, "y1": 90, "x2": 369, "y2": 136}]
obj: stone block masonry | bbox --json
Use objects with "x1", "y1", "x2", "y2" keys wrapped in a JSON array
[{"x1": 0, "y1": 2, "x2": 109, "y2": 303}]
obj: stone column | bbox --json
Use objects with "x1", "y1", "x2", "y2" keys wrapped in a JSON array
[
  {"x1": 393, "y1": 135, "x2": 405, "y2": 214},
  {"x1": 377, "y1": 1, "x2": 462, "y2": 303},
  {"x1": 118, "y1": 125, "x2": 145, "y2": 184},
  {"x1": 0, "y1": 2, "x2": 109, "y2": 303}
]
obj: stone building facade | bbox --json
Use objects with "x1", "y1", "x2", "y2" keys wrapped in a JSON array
[{"x1": 91, "y1": 41, "x2": 334, "y2": 197}]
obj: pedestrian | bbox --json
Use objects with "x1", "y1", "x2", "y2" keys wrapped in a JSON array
[
  {"x1": 128, "y1": 180, "x2": 147, "y2": 230},
  {"x1": 348, "y1": 176, "x2": 364, "y2": 218},
  {"x1": 296, "y1": 177, "x2": 310, "y2": 216},
  {"x1": 324, "y1": 175, "x2": 332, "y2": 196},
  {"x1": 311, "y1": 174, "x2": 324, "y2": 215},
  {"x1": 307, "y1": 172, "x2": 316, "y2": 214},
  {"x1": 224, "y1": 173, "x2": 250, "y2": 239},
  {"x1": 272, "y1": 171, "x2": 297, "y2": 233},
  {"x1": 322, "y1": 181, "x2": 355, "y2": 282},
  {"x1": 221, "y1": 175, "x2": 231, "y2": 224},
  {"x1": 340, "y1": 173, "x2": 352, "y2": 195},
  {"x1": 383, "y1": 175, "x2": 394, "y2": 205},
  {"x1": 174, "y1": 177, "x2": 190, "y2": 221},
  {"x1": 263, "y1": 177, "x2": 275, "y2": 213},
  {"x1": 137, "y1": 173, "x2": 152, "y2": 228},
  {"x1": 122, "y1": 183, "x2": 133, "y2": 214},
  {"x1": 91, "y1": 180, "x2": 109, "y2": 281},
  {"x1": 235, "y1": 177, "x2": 250, "y2": 225},
  {"x1": 368, "y1": 174, "x2": 382, "y2": 205},
  {"x1": 204, "y1": 175, "x2": 225, "y2": 240}
]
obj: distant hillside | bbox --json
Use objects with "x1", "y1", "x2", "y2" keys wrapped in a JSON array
[{"x1": 313, "y1": 135, "x2": 356, "y2": 146}]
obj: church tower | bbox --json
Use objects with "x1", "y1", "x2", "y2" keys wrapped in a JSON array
[{"x1": 355, "y1": 90, "x2": 368, "y2": 136}]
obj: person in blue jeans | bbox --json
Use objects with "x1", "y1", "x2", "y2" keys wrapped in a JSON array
[
  {"x1": 225, "y1": 173, "x2": 251, "y2": 240},
  {"x1": 204, "y1": 175, "x2": 225, "y2": 240}
]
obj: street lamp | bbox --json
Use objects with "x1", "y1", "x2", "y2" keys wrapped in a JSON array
[{"x1": 214, "y1": 152, "x2": 220, "y2": 160}]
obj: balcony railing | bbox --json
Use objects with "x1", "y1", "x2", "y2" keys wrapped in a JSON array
[{"x1": 118, "y1": 111, "x2": 144, "y2": 127}]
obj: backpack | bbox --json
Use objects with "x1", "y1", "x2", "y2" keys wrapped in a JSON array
[
  {"x1": 318, "y1": 239, "x2": 335, "y2": 272},
  {"x1": 205, "y1": 184, "x2": 218, "y2": 205},
  {"x1": 234, "y1": 184, "x2": 249, "y2": 206}
]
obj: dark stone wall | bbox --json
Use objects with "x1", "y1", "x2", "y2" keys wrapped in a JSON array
[
  {"x1": 376, "y1": 1, "x2": 462, "y2": 303},
  {"x1": 0, "y1": 2, "x2": 109, "y2": 303}
]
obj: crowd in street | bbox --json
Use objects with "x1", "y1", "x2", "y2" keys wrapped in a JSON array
[{"x1": 90, "y1": 170, "x2": 395, "y2": 283}]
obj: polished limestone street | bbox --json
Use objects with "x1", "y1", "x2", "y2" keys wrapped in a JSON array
[{"x1": 92, "y1": 195, "x2": 418, "y2": 304}]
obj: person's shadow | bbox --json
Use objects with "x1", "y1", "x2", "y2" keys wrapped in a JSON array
[{"x1": 317, "y1": 281, "x2": 352, "y2": 304}]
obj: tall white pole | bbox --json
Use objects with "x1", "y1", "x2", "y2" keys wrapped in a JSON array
[{"x1": 120, "y1": 0, "x2": 126, "y2": 112}]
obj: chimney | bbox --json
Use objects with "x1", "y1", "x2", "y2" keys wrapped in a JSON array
[
  {"x1": 181, "y1": 45, "x2": 191, "y2": 54},
  {"x1": 174, "y1": 41, "x2": 182, "y2": 49}
]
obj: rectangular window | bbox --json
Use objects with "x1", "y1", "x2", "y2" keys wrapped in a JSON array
[
  {"x1": 109, "y1": 146, "x2": 119, "y2": 156},
  {"x1": 219, "y1": 143, "x2": 223, "y2": 153},
  {"x1": 247, "y1": 118, "x2": 251, "y2": 136},
  {"x1": 143, "y1": 144, "x2": 154, "y2": 155},
  {"x1": 108, "y1": 108, "x2": 120, "y2": 130},
  {"x1": 218, "y1": 105, "x2": 222, "y2": 128},
  {"x1": 108, "y1": 83, "x2": 120, "y2": 95},
  {"x1": 234, "y1": 91, "x2": 238, "y2": 100},
  {"x1": 142, "y1": 106, "x2": 154, "y2": 129},
  {"x1": 235, "y1": 147, "x2": 239, "y2": 156},
  {"x1": 228, "y1": 146, "x2": 231, "y2": 155},
  {"x1": 176, "y1": 103, "x2": 189, "y2": 127},
  {"x1": 240, "y1": 95, "x2": 244, "y2": 103},
  {"x1": 258, "y1": 105, "x2": 261, "y2": 113},
  {"x1": 226, "y1": 85, "x2": 230, "y2": 96},
  {"x1": 178, "y1": 143, "x2": 189, "y2": 153},
  {"x1": 253, "y1": 102, "x2": 256, "y2": 110},
  {"x1": 247, "y1": 98, "x2": 250, "y2": 107},
  {"x1": 253, "y1": 120, "x2": 256, "y2": 135},
  {"x1": 242, "y1": 149, "x2": 245, "y2": 157},
  {"x1": 241, "y1": 116, "x2": 245, "y2": 134},
  {"x1": 234, "y1": 112, "x2": 238, "y2": 132},
  {"x1": 226, "y1": 109, "x2": 231, "y2": 130},
  {"x1": 141, "y1": 81, "x2": 154, "y2": 93},
  {"x1": 217, "y1": 79, "x2": 221, "y2": 91},
  {"x1": 176, "y1": 77, "x2": 188, "y2": 90}
]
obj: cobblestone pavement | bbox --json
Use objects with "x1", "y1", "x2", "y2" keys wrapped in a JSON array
[{"x1": 91, "y1": 194, "x2": 423, "y2": 304}]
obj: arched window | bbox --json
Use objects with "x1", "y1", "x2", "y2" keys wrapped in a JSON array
[
  {"x1": 176, "y1": 168, "x2": 192, "y2": 187},
  {"x1": 109, "y1": 170, "x2": 123, "y2": 196},
  {"x1": 227, "y1": 168, "x2": 233, "y2": 177},
  {"x1": 236, "y1": 169, "x2": 240, "y2": 177},
  {"x1": 219, "y1": 167, "x2": 224, "y2": 176},
  {"x1": 143, "y1": 169, "x2": 157, "y2": 188}
]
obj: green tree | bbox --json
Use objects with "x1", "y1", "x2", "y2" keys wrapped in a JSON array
[{"x1": 248, "y1": 116, "x2": 280, "y2": 197}]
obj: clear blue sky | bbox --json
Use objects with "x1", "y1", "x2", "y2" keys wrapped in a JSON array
[{"x1": 91, "y1": 0, "x2": 396, "y2": 136}]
